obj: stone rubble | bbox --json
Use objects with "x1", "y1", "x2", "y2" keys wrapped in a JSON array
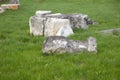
[
  {"x1": 29, "y1": 10, "x2": 96, "y2": 37},
  {"x1": 100, "y1": 28, "x2": 120, "y2": 36},
  {"x1": 29, "y1": 16, "x2": 45, "y2": 36},
  {"x1": 44, "y1": 18, "x2": 74, "y2": 37}
]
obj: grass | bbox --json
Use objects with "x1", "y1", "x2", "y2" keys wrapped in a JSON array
[{"x1": 0, "y1": 0, "x2": 120, "y2": 80}]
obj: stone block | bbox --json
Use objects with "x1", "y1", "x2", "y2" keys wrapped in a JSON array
[
  {"x1": 44, "y1": 18, "x2": 74, "y2": 37},
  {"x1": 42, "y1": 36, "x2": 97, "y2": 54},
  {"x1": 29, "y1": 16, "x2": 45, "y2": 36},
  {"x1": 29, "y1": 10, "x2": 97, "y2": 36}
]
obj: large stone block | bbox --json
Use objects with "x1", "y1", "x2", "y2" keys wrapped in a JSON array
[
  {"x1": 29, "y1": 10, "x2": 97, "y2": 36},
  {"x1": 44, "y1": 18, "x2": 74, "y2": 37},
  {"x1": 45, "y1": 13, "x2": 95, "y2": 29},
  {"x1": 42, "y1": 36, "x2": 97, "y2": 54},
  {"x1": 29, "y1": 12, "x2": 74, "y2": 37},
  {"x1": 29, "y1": 16, "x2": 45, "y2": 36}
]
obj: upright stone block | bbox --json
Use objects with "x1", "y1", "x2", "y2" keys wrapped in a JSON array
[
  {"x1": 44, "y1": 18, "x2": 74, "y2": 37},
  {"x1": 29, "y1": 10, "x2": 97, "y2": 36},
  {"x1": 29, "y1": 16, "x2": 45, "y2": 36}
]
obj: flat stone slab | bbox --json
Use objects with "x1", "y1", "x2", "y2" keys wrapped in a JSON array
[
  {"x1": 1, "y1": 4, "x2": 20, "y2": 10},
  {"x1": 29, "y1": 16, "x2": 45, "y2": 36},
  {"x1": 42, "y1": 36, "x2": 97, "y2": 54},
  {"x1": 100, "y1": 28, "x2": 120, "y2": 36}
]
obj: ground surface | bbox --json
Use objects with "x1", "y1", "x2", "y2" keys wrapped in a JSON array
[{"x1": 0, "y1": 0, "x2": 120, "y2": 80}]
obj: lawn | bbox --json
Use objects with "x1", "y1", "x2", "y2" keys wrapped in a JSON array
[{"x1": 0, "y1": 0, "x2": 120, "y2": 80}]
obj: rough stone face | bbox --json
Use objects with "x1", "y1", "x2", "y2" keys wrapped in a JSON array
[
  {"x1": 9, "y1": 0, "x2": 19, "y2": 4},
  {"x1": 44, "y1": 18, "x2": 74, "y2": 37},
  {"x1": 29, "y1": 16, "x2": 45, "y2": 36},
  {"x1": 42, "y1": 36, "x2": 97, "y2": 54},
  {"x1": 1, "y1": 4, "x2": 20, "y2": 10},
  {"x1": 45, "y1": 13, "x2": 89, "y2": 29},
  {"x1": 0, "y1": 7, "x2": 4, "y2": 14},
  {"x1": 29, "y1": 10, "x2": 97, "y2": 36},
  {"x1": 64, "y1": 14, "x2": 89, "y2": 29}
]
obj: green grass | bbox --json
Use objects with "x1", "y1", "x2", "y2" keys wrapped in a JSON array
[{"x1": 0, "y1": 0, "x2": 120, "y2": 80}]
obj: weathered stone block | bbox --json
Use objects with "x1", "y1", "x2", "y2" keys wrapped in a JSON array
[
  {"x1": 29, "y1": 16, "x2": 45, "y2": 36},
  {"x1": 44, "y1": 18, "x2": 74, "y2": 37},
  {"x1": 45, "y1": 13, "x2": 62, "y2": 17},
  {"x1": 35, "y1": 10, "x2": 52, "y2": 17},
  {"x1": 0, "y1": 7, "x2": 4, "y2": 14},
  {"x1": 45, "y1": 13, "x2": 91, "y2": 29},
  {"x1": 29, "y1": 10, "x2": 97, "y2": 36},
  {"x1": 9, "y1": 0, "x2": 19, "y2": 4},
  {"x1": 100, "y1": 28, "x2": 120, "y2": 36},
  {"x1": 42, "y1": 36, "x2": 97, "y2": 54}
]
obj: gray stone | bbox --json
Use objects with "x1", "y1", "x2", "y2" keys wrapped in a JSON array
[
  {"x1": 100, "y1": 28, "x2": 120, "y2": 36},
  {"x1": 29, "y1": 12, "x2": 74, "y2": 37},
  {"x1": 42, "y1": 36, "x2": 97, "y2": 54},
  {"x1": 45, "y1": 13, "x2": 89, "y2": 29},
  {"x1": 44, "y1": 18, "x2": 74, "y2": 37}
]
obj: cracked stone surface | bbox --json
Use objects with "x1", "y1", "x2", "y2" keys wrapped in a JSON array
[{"x1": 42, "y1": 36, "x2": 97, "y2": 54}]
